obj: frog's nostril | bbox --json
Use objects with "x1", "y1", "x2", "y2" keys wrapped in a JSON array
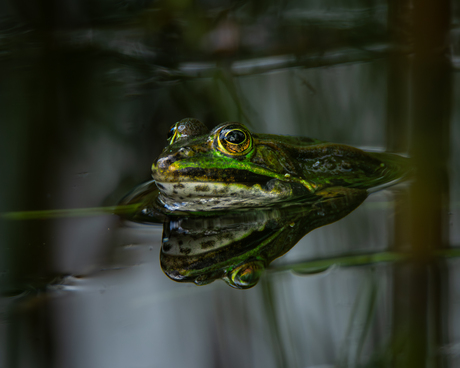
[
  {"x1": 156, "y1": 157, "x2": 174, "y2": 170},
  {"x1": 179, "y1": 147, "x2": 194, "y2": 157}
]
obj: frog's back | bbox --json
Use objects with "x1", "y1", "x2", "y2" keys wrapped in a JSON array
[
  {"x1": 256, "y1": 133, "x2": 411, "y2": 191},
  {"x1": 247, "y1": 131, "x2": 410, "y2": 193},
  {"x1": 255, "y1": 133, "x2": 325, "y2": 147},
  {"x1": 294, "y1": 146, "x2": 412, "y2": 191}
]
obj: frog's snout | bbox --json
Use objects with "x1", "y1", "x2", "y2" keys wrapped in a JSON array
[
  {"x1": 152, "y1": 147, "x2": 196, "y2": 178},
  {"x1": 155, "y1": 156, "x2": 176, "y2": 171}
]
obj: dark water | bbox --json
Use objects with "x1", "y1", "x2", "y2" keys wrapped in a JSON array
[{"x1": 0, "y1": 1, "x2": 459, "y2": 367}]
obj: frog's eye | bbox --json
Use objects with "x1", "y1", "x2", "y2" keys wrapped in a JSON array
[
  {"x1": 167, "y1": 118, "x2": 208, "y2": 145},
  {"x1": 216, "y1": 124, "x2": 253, "y2": 156},
  {"x1": 167, "y1": 123, "x2": 178, "y2": 144}
]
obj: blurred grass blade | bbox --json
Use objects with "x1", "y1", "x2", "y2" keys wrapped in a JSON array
[{"x1": 0, "y1": 204, "x2": 141, "y2": 220}]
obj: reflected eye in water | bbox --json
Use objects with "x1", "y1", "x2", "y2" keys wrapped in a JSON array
[{"x1": 226, "y1": 261, "x2": 265, "y2": 289}]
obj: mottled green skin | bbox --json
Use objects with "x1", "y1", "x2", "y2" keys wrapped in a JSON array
[{"x1": 152, "y1": 119, "x2": 409, "y2": 210}]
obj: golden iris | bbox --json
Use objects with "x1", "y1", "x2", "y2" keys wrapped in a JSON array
[{"x1": 217, "y1": 125, "x2": 253, "y2": 156}]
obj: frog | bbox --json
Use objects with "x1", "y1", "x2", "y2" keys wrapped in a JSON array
[{"x1": 151, "y1": 118, "x2": 409, "y2": 212}]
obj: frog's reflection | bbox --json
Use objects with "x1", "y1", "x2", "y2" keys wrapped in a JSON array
[{"x1": 123, "y1": 183, "x2": 367, "y2": 289}]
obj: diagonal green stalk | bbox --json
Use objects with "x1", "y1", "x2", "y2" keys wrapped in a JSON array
[{"x1": 0, "y1": 203, "x2": 142, "y2": 220}]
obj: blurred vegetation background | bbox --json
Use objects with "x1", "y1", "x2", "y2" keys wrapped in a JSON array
[{"x1": 0, "y1": 0, "x2": 459, "y2": 367}]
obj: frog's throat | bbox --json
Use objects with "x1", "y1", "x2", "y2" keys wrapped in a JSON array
[{"x1": 155, "y1": 181, "x2": 303, "y2": 211}]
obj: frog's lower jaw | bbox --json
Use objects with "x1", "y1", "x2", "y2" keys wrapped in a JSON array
[{"x1": 155, "y1": 179, "x2": 308, "y2": 211}]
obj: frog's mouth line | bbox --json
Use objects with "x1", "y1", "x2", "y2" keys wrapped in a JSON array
[
  {"x1": 152, "y1": 165, "x2": 278, "y2": 185},
  {"x1": 152, "y1": 164, "x2": 317, "y2": 194}
]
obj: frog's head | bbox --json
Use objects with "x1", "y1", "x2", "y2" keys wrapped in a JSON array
[{"x1": 152, "y1": 118, "x2": 311, "y2": 211}]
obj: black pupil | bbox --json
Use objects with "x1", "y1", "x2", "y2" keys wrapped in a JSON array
[
  {"x1": 167, "y1": 127, "x2": 175, "y2": 139},
  {"x1": 225, "y1": 130, "x2": 245, "y2": 144}
]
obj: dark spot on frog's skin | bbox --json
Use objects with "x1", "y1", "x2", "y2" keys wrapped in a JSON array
[
  {"x1": 163, "y1": 243, "x2": 171, "y2": 252},
  {"x1": 180, "y1": 247, "x2": 191, "y2": 255},
  {"x1": 211, "y1": 186, "x2": 229, "y2": 195},
  {"x1": 341, "y1": 161, "x2": 352, "y2": 171},
  {"x1": 157, "y1": 183, "x2": 165, "y2": 190},
  {"x1": 178, "y1": 240, "x2": 183, "y2": 246},
  {"x1": 174, "y1": 183, "x2": 185, "y2": 189},
  {"x1": 173, "y1": 190, "x2": 178, "y2": 194},
  {"x1": 201, "y1": 240, "x2": 216, "y2": 249},
  {"x1": 195, "y1": 185, "x2": 210, "y2": 192},
  {"x1": 217, "y1": 233, "x2": 234, "y2": 241},
  {"x1": 211, "y1": 187, "x2": 228, "y2": 196},
  {"x1": 186, "y1": 194, "x2": 192, "y2": 198}
]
